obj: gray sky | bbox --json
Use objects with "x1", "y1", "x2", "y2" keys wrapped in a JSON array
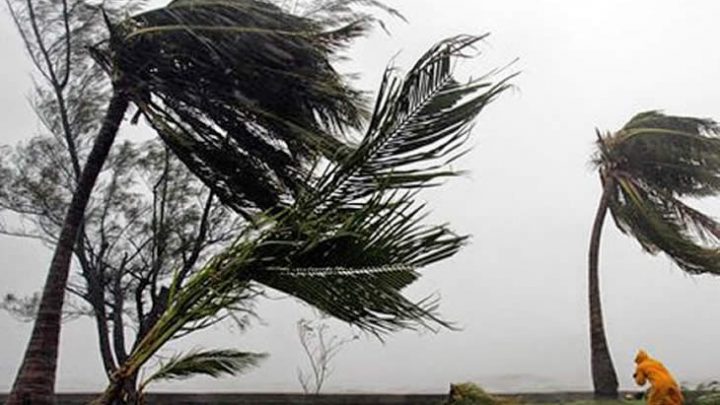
[{"x1": 2, "y1": 0, "x2": 720, "y2": 394}]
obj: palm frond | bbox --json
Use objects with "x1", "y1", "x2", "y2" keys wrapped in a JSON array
[
  {"x1": 254, "y1": 265, "x2": 445, "y2": 333},
  {"x1": 159, "y1": 186, "x2": 465, "y2": 334},
  {"x1": 90, "y1": 0, "x2": 372, "y2": 216},
  {"x1": 290, "y1": 0, "x2": 405, "y2": 40},
  {"x1": 296, "y1": 0, "x2": 403, "y2": 21},
  {"x1": 247, "y1": 191, "x2": 464, "y2": 332},
  {"x1": 139, "y1": 349, "x2": 267, "y2": 390},
  {"x1": 236, "y1": 35, "x2": 515, "y2": 331},
  {"x1": 308, "y1": 34, "x2": 516, "y2": 213},
  {"x1": 608, "y1": 175, "x2": 720, "y2": 275},
  {"x1": 597, "y1": 110, "x2": 720, "y2": 197}
]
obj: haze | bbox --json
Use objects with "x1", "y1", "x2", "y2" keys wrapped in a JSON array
[{"x1": 1, "y1": 0, "x2": 719, "y2": 394}]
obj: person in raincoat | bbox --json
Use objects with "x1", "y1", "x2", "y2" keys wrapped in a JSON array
[{"x1": 633, "y1": 349, "x2": 684, "y2": 405}]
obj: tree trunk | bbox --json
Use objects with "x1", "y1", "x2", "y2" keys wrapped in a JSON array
[
  {"x1": 91, "y1": 379, "x2": 124, "y2": 405},
  {"x1": 7, "y1": 92, "x2": 130, "y2": 405},
  {"x1": 88, "y1": 373, "x2": 139, "y2": 405},
  {"x1": 588, "y1": 176, "x2": 619, "y2": 398},
  {"x1": 89, "y1": 372, "x2": 139, "y2": 405}
]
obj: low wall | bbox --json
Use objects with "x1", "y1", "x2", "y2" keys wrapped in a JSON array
[
  {"x1": 3, "y1": 393, "x2": 448, "y2": 405},
  {"x1": 0, "y1": 391, "x2": 635, "y2": 404}
]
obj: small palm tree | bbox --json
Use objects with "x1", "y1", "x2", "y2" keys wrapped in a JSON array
[
  {"x1": 8, "y1": 1, "x2": 385, "y2": 403},
  {"x1": 589, "y1": 110, "x2": 720, "y2": 397},
  {"x1": 91, "y1": 34, "x2": 515, "y2": 404}
]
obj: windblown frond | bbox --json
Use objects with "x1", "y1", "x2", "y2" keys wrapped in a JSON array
[
  {"x1": 596, "y1": 110, "x2": 720, "y2": 197},
  {"x1": 288, "y1": 0, "x2": 405, "y2": 42},
  {"x1": 237, "y1": 35, "x2": 515, "y2": 331},
  {"x1": 295, "y1": 0, "x2": 403, "y2": 21},
  {"x1": 607, "y1": 176, "x2": 720, "y2": 275},
  {"x1": 91, "y1": 0, "x2": 375, "y2": 216},
  {"x1": 596, "y1": 110, "x2": 720, "y2": 276},
  {"x1": 309, "y1": 35, "x2": 515, "y2": 212},
  {"x1": 249, "y1": 192, "x2": 463, "y2": 332},
  {"x1": 254, "y1": 265, "x2": 438, "y2": 332},
  {"x1": 139, "y1": 349, "x2": 266, "y2": 390}
]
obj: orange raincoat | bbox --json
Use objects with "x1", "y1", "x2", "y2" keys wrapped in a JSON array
[{"x1": 633, "y1": 350, "x2": 684, "y2": 405}]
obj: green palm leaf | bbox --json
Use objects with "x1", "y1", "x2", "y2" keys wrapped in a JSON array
[
  {"x1": 311, "y1": 34, "x2": 515, "y2": 212},
  {"x1": 254, "y1": 265, "x2": 441, "y2": 333},
  {"x1": 139, "y1": 349, "x2": 266, "y2": 390},
  {"x1": 598, "y1": 110, "x2": 720, "y2": 197},
  {"x1": 250, "y1": 192, "x2": 462, "y2": 332},
  {"x1": 608, "y1": 175, "x2": 720, "y2": 275}
]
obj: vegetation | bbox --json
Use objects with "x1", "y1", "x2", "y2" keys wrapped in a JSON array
[
  {"x1": 2, "y1": 0, "x2": 142, "y2": 401},
  {"x1": 5, "y1": 0, "x2": 397, "y2": 403},
  {"x1": 3, "y1": 0, "x2": 515, "y2": 401},
  {"x1": 0, "y1": 138, "x2": 251, "y2": 397},
  {"x1": 296, "y1": 313, "x2": 358, "y2": 394},
  {"x1": 89, "y1": 33, "x2": 514, "y2": 403},
  {"x1": 445, "y1": 382, "x2": 517, "y2": 405},
  {"x1": 588, "y1": 111, "x2": 720, "y2": 397},
  {"x1": 136, "y1": 349, "x2": 267, "y2": 400},
  {"x1": 15, "y1": 0, "x2": 718, "y2": 402},
  {"x1": 683, "y1": 381, "x2": 720, "y2": 405},
  {"x1": 536, "y1": 399, "x2": 645, "y2": 405}
]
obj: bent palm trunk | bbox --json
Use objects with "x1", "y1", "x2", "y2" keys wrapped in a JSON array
[
  {"x1": 7, "y1": 93, "x2": 130, "y2": 405},
  {"x1": 588, "y1": 176, "x2": 619, "y2": 398}
]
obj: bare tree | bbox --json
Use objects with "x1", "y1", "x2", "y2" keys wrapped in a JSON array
[
  {"x1": 297, "y1": 312, "x2": 358, "y2": 394},
  {"x1": 0, "y1": 136, "x2": 253, "y2": 400}
]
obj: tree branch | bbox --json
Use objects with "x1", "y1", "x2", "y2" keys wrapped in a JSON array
[
  {"x1": 112, "y1": 255, "x2": 129, "y2": 364},
  {"x1": 175, "y1": 191, "x2": 214, "y2": 288}
]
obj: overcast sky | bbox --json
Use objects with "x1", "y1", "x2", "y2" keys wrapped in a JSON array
[{"x1": 2, "y1": 0, "x2": 720, "y2": 395}]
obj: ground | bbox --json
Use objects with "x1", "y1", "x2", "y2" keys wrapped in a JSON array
[{"x1": 538, "y1": 401, "x2": 645, "y2": 405}]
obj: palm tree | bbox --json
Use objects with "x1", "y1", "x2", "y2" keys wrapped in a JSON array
[
  {"x1": 91, "y1": 35, "x2": 515, "y2": 404},
  {"x1": 589, "y1": 110, "x2": 720, "y2": 397},
  {"x1": 8, "y1": 1, "x2": 384, "y2": 403}
]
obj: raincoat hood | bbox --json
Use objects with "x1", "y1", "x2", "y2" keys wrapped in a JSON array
[{"x1": 635, "y1": 349, "x2": 649, "y2": 364}]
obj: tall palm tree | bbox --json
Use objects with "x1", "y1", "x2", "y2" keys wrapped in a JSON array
[
  {"x1": 8, "y1": 1, "x2": 382, "y2": 403},
  {"x1": 589, "y1": 110, "x2": 720, "y2": 397},
  {"x1": 91, "y1": 34, "x2": 515, "y2": 404}
]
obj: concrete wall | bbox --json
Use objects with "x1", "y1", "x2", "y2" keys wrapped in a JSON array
[
  {"x1": 1, "y1": 393, "x2": 449, "y2": 405},
  {"x1": 0, "y1": 391, "x2": 630, "y2": 404}
]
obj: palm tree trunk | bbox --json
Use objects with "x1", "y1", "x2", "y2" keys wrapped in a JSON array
[
  {"x1": 6, "y1": 92, "x2": 130, "y2": 405},
  {"x1": 588, "y1": 176, "x2": 619, "y2": 398}
]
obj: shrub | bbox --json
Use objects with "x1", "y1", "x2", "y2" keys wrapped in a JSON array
[
  {"x1": 682, "y1": 381, "x2": 720, "y2": 405},
  {"x1": 444, "y1": 382, "x2": 517, "y2": 405}
]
